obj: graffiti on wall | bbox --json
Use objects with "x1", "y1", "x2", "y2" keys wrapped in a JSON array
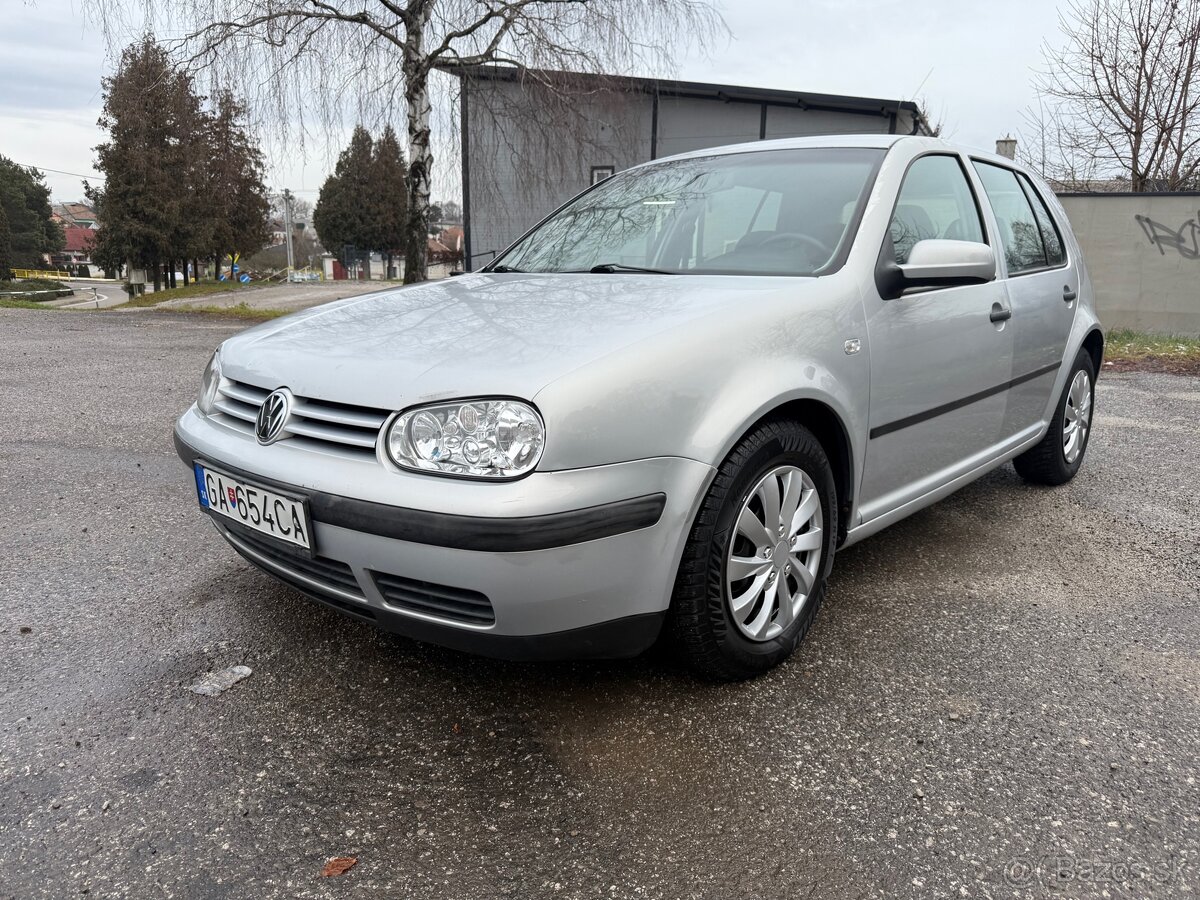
[{"x1": 1135, "y1": 212, "x2": 1200, "y2": 259}]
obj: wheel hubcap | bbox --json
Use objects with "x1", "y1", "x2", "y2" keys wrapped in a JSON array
[
  {"x1": 1063, "y1": 369, "x2": 1093, "y2": 464},
  {"x1": 726, "y1": 465, "x2": 823, "y2": 642}
]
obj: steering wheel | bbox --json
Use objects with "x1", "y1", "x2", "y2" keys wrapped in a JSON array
[{"x1": 760, "y1": 232, "x2": 832, "y2": 260}]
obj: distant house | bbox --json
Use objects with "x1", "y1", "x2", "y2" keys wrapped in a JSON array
[
  {"x1": 438, "y1": 226, "x2": 464, "y2": 254},
  {"x1": 51, "y1": 202, "x2": 99, "y2": 229},
  {"x1": 49, "y1": 225, "x2": 96, "y2": 271},
  {"x1": 428, "y1": 227, "x2": 464, "y2": 265},
  {"x1": 1048, "y1": 178, "x2": 1137, "y2": 194},
  {"x1": 267, "y1": 214, "x2": 296, "y2": 247},
  {"x1": 427, "y1": 235, "x2": 453, "y2": 259},
  {"x1": 48, "y1": 202, "x2": 100, "y2": 273}
]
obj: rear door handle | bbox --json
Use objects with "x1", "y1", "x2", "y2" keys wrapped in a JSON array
[
  {"x1": 990, "y1": 303, "x2": 1012, "y2": 323},
  {"x1": 1063, "y1": 285, "x2": 1077, "y2": 302}
]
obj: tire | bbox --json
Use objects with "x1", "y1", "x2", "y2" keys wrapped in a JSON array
[
  {"x1": 669, "y1": 420, "x2": 838, "y2": 680},
  {"x1": 1013, "y1": 347, "x2": 1096, "y2": 486}
]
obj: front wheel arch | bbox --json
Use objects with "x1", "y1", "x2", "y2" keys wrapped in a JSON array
[
  {"x1": 726, "y1": 399, "x2": 855, "y2": 547},
  {"x1": 668, "y1": 419, "x2": 839, "y2": 679}
]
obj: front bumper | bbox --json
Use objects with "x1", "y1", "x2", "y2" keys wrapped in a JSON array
[{"x1": 174, "y1": 407, "x2": 713, "y2": 659}]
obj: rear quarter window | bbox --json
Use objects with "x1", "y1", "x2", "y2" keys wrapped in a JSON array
[{"x1": 1016, "y1": 173, "x2": 1067, "y2": 267}]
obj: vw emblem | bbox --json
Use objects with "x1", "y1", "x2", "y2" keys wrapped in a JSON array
[{"x1": 255, "y1": 388, "x2": 292, "y2": 445}]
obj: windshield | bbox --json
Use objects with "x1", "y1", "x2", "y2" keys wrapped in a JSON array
[{"x1": 491, "y1": 147, "x2": 885, "y2": 277}]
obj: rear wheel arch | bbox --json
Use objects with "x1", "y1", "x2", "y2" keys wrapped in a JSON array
[
  {"x1": 1013, "y1": 345, "x2": 1095, "y2": 485},
  {"x1": 1082, "y1": 328, "x2": 1104, "y2": 376}
]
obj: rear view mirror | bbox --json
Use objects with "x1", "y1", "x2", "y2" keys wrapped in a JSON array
[{"x1": 879, "y1": 239, "x2": 996, "y2": 298}]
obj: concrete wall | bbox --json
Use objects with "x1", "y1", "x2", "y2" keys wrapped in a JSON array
[
  {"x1": 1058, "y1": 193, "x2": 1200, "y2": 335},
  {"x1": 462, "y1": 80, "x2": 912, "y2": 268}
]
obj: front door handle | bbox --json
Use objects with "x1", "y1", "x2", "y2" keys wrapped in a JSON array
[
  {"x1": 1063, "y1": 285, "x2": 1077, "y2": 302},
  {"x1": 990, "y1": 303, "x2": 1012, "y2": 323}
]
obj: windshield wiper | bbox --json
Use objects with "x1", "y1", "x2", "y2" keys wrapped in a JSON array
[
  {"x1": 489, "y1": 264, "x2": 524, "y2": 273},
  {"x1": 586, "y1": 263, "x2": 675, "y2": 274}
]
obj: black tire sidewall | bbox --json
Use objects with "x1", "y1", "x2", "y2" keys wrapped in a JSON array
[
  {"x1": 1054, "y1": 348, "x2": 1097, "y2": 478},
  {"x1": 703, "y1": 425, "x2": 837, "y2": 670}
]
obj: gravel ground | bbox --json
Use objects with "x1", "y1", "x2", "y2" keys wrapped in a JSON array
[{"x1": 1, "y1": 309, "x2": 1198, "y2": 899}]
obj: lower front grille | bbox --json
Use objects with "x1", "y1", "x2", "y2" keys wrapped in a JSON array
[
  {"x1": 371, "y1": 572, "x2": 495, "y2": 625},
  {"x1": 224, "y1": 526, "x2": 366, "y2": 601},
  {"x1": 263, "y1": 565, "x2": 378, "y2": 622}
]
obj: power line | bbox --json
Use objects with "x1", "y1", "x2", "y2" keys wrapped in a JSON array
[
  {"x1": 19, "y1": 162, "x2": 326, "y2": 193},
  {"x1": 13, "y1": 159, "x2": 332, "y2": 192},
  {"x1": 11, "y1": 161, "x2": 105, "y2": 182}
]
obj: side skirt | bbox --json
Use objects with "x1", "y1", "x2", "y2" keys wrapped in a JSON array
[{"x1": 843, "y1": 423, "x2": 1045, "y2": 549}]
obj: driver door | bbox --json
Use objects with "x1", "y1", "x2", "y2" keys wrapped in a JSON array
[{"x1": 858, "y1": 153, "x2": 1014, "y2": 523}]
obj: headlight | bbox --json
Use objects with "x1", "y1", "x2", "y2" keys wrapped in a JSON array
[
  {"x1": 386, "y1": 398, "x2": 545, "y2": 479},
  {"x1": 197, "y1": 351, "x2": 221, "y2": 415}
]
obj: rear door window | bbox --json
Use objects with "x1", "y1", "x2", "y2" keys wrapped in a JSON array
[
  {"x1": 888, "y1": 154, "x2": 985, "y2": 264},
  {"x1": 971, "y1": 161, "x2": 1051, "y2": 274}
]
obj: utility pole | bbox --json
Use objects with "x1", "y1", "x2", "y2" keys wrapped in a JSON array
[{"x1": 282, "y1": 189, "x2": 295, "y2": 280}]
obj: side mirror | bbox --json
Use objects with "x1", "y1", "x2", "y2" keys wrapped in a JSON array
[{"x1": 878, "y1": 239, "x2": 996, "y2": 299}]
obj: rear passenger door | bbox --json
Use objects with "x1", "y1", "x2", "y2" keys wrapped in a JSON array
[
  {"x1": 970, "y1": 161, "x2": 1077, "y2": 435},
  {"x1": 859, "y1": 153, "x2": 1013, "y2": 522}
]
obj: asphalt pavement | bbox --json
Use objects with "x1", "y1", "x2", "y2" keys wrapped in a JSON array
[{"x1": 1, "y1": 309, "x2": 1198, "y2": 899}]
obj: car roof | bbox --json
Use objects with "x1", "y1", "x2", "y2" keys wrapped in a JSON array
[{"x1": 642, "y1": 134, "x2": 1030, "y2": 174}]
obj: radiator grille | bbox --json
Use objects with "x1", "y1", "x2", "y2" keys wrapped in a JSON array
[{"x1": 214, "y1": 379, "x2": 388, "y2": 459}]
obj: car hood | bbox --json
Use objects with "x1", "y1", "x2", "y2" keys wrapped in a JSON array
[{"x1": 220, "y1": 272, "x2": 807, "y2": 410}]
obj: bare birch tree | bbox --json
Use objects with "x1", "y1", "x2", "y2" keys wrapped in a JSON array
[
  {"x1": 1036, "y1": 0, "x2": 1200, "y2": 191},
  {"x1": 82, "y1": 0, "x2": 724, "y2": 282}
]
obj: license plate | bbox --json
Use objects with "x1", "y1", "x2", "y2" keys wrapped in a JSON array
[{"x1": 193, "y1": 462, "x2": 313, "y2": 552}]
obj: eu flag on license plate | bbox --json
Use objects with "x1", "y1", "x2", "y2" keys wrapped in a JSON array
[{"x1": 194, "y1": 463, "x2": 210, "y2": 507}]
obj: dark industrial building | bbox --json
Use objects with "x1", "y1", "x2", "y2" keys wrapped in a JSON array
[{"x1": 453, "y1": 66, "x2": 930, "y2": 268}]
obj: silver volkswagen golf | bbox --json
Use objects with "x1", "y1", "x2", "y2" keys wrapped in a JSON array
[{"x1": 175, "y1": 135, "x2": 1102, "y2": 679}]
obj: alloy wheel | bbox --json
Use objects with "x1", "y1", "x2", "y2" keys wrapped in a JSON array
[{"x1": 1063, "y1": 369, "x2": 1093, "y2": 464}]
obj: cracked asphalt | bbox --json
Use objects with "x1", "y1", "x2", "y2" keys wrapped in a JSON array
[{"x1": 1, "y1": 309, "x2": 1198, "y2": 899}]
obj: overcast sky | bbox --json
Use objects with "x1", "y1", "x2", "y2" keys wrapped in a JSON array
[{"x1": 2, "y1": 0, "x2": 1065, "y2": 204}]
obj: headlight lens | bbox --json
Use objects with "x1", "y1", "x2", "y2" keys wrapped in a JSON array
[
  {"x1": 197, "y1": 352, "x2": 221, "y2": 415},
  {"x1": 386, "y1": 399, "x2": 545, "y2": 479}
]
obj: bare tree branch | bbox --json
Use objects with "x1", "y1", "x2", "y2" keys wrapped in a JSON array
[
  {"x1": 1035, "y1": 0, "x2": 1200, "y2": 191},
  {"x1": 80, "y1": 0, "x2": 725, "y2": 280}
]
